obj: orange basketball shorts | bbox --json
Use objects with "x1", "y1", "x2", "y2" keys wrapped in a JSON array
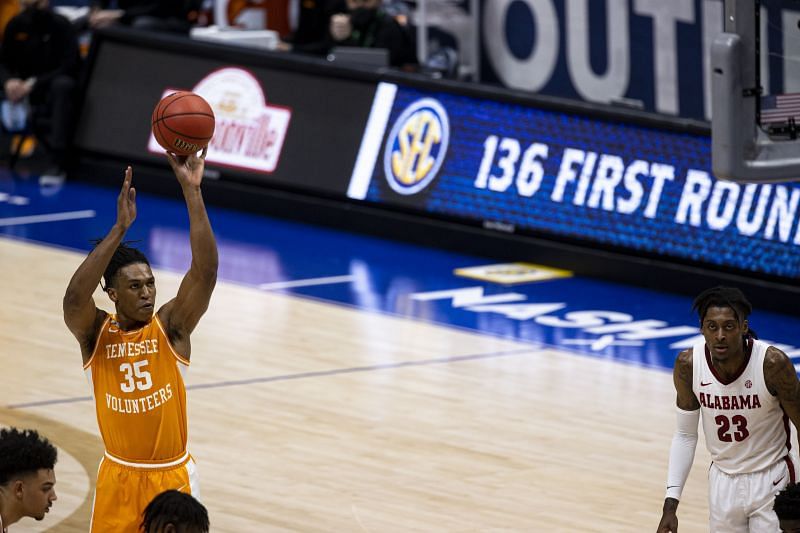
[{"x1": 89, "y1": 453, "x2": 199, "y2": 533}]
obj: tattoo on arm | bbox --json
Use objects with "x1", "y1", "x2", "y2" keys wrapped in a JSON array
[
  {"x1": 674, "y1": 349, "x2": 700, "y2": 411},
  {"x1": 765, "y1": 347, "x2": 800, "y2": 404},
  {"x1": 764, "y1": 347, "x2": 800, "y2": 441}
]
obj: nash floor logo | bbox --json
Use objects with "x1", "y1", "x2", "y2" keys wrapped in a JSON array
[
  {"x1": 147, "y1": 67, "x2": 292, "y2": 173},
  {"x1": 383, "y1": 98, "x2": 450, "y2": 195}
]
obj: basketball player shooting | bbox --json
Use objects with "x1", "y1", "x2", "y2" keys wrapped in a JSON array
[
  {"x1": 62, "y1": 149, "x2": 218, "y2": 532},
  {"x1": 656, "y1": 287, "x2": 800, "y2": 533}
]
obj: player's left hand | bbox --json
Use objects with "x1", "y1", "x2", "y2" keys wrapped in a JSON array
[{"x1": 166, "y1": 147, "x2": 207, "y2": 190}]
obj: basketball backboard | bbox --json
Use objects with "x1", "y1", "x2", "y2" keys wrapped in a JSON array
[{"x1": 712, "y1": 0, "x2": 800, "y2": 183}]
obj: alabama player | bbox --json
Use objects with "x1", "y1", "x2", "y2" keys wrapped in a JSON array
[{"x1": 657, "y1": 286, "x2": 800, "y2": 532}]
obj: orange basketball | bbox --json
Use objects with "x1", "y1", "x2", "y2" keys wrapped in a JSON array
[{"x1": 151, "y1": 91, "x2": 215, "y2": 156}]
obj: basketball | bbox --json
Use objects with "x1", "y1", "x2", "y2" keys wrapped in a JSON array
[{"x1": 151, "y1": 91, "x2": 215, "y2": 156}]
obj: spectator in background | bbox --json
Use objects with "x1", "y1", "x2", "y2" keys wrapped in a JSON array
[
  {"x1": 0, "y1": 0, "x2": 80, "y2": 177},
  {"x1": 141, "y1": 490, "x2": 209, "y2": 533},
  {"x1": 282, "y1": 0, "x2": 343, "y2": 52},
  {"x1": 88, "y1": 0, "x2": 202, "y2": 34},
  {"x1": 288, "y1": 0, "x2": 415, "y2": 68},
  {"x1": 0, "y1": 427, "x2": 58, "y2": 531},
  {"x1": 329, "y1": 0, "x2": 415, "y2": 67}
]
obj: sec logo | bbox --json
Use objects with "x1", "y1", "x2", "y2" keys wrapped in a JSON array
[{"x1": 383, "y1": 98, "x2": 450, "y2": 195}]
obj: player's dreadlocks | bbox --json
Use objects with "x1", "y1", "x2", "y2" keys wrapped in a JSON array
[
  {"x1": 691, "y1": 286, "x2": 757, "y2": 338},
  {"x1": 774, "y1": 483, "x2": 800, "y2": 520},
  {"x1": 92, "y1": 240, "x2": 150, "y2": 291},
  {"x1": 141, "y1": 490, "x2": 209, "y2": 533},
  {"x1": 692, "y1": 286, "x2": 752, "y2": 323},
  {"x1": 0, "y1": 428, "x2": 58, "y2": 484}
]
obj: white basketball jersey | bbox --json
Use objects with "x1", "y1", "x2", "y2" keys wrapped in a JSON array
[{"x1": 693, "y1": 338, "x2": 791, "y2": 474}]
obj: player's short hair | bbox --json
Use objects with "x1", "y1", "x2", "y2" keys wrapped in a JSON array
[
  {"x1": 691, "y1": 286, "x2": 752, "y2": 324},
  {"x1": 774, "y1": 483, "x2": 800, "y2": 519},
  {"x1": 94, "y1": 240, "x2": 150, "y2": 290},
  {"x1": 0, "y1": 428, "x2": 58, "y2": 485},
  {"x1": 141, "y1": 490, "x2": 209, "y2": 533}
]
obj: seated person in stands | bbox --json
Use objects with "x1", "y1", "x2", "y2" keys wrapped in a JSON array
[
  {"x1": 282, "y1": 0, "x2": 344, "y2": 52},
  {"x1": 0, "y1": 0, "x2": 80, "y2": 176},
  {"x1": 88, "y1": 0, "x2": 202, "y2": 34},
  {"x1": 289, "y1": 0, "x2": 416, "y2": 69}
]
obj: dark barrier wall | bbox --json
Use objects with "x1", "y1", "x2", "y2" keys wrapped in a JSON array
[
  {"x1": 74, "y1": 33, "x2": 377, "y2": 195},
  {"x1": 73, "y1": 29, "x2": 800, "y2": 290}
]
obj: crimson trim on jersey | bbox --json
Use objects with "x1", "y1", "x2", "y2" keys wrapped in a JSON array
[
  {"x1": 782, "y1": 408, "x2": 792, "y2": 454},
  {"x1": 704, "y1": 336, "x2": 753, "y2": 385},
  {"x1": 785, "y1": 456, "x2": 797, "y2": 484}
]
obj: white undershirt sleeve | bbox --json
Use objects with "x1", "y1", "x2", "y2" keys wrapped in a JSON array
[{"x1": 665, "y1": 407, "x2": 700, "y2": 500}]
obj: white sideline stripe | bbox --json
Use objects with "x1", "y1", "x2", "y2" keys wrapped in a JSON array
[
  {"x1": 347, "y1": 82, "x2": 398, "y2": 200},
  {"x1": 0, "y1": 210, "x2": 96, "y2": 226},
  {"x1": 258, "y1": 275, "x2": 356, "y2": 290}
]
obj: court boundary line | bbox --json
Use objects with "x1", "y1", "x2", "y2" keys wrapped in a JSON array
[
  {"x1": 6, "y1": 347, "x2": 537, "y2": 410},
  {"x1": 1, "y1": 234, "x2": 682, "y2": 376}
]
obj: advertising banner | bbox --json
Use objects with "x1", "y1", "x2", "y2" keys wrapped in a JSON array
[
  {"x1": 349, "y1": 82, "x2": 800, "y2": 278},
  {"x1": 74, "y1": 35, "x2": 375, "y2": 195},
  {"x1": 476, "y1": 0, "x2": 800, "y2": 120}
]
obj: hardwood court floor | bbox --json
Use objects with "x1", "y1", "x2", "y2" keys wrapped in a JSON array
[{"x1": 1, "y1": 237, "x2": 713, "y2": 532}]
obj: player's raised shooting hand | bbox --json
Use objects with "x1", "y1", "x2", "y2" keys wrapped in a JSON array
[
  {"x1": 116, "y1": 166, "x2": 136, "y2": 231},
  {"x1": 166, "y1": 147, "x2": 207, "y2": 190}
]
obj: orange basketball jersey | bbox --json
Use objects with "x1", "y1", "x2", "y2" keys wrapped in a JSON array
[{"x1": 84, "y1": 314, "x2": 189, "y2": 463}]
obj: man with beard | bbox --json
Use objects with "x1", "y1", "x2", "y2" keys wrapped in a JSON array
[{"x1": 0, "y1": 427, "x2": 58, "y2": 531}]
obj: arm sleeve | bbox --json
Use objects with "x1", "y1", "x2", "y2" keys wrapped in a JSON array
[{"x1": 665, "y1": 407, "x2": 700, "y2": 500}]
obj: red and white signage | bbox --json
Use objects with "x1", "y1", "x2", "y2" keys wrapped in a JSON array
[{"x1": 148, "y1": 67, "x2": 292, "y2": 173}]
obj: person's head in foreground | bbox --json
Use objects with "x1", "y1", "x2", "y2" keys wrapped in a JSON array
[
  {"x1": 0, "y1": 427, "x2": 58, "y2": 528},
  {"x1": 141, "y1": 489, "x2": 209, "y2": 533}
]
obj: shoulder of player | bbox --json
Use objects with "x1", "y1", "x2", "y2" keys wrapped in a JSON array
[
  {"x1": 156, "y1": 300, "x2": 175, "y2": 328},
  {"x1": 675, "y1": 348, "x2": 694, "y2": 368},
  {"x1": 81, "y1": 309, "x2": 110, "y2": 364},
  {"x1": 764, "y1": 344, "x2": 788, "y2": 362},
  {"x1": 761, "y1": 345, "x2": 800, "y2": 399},
  {"x1": 763, "y1": 345, "x2": 792, "y2": 378},
  {"x1": 156, "y1": 300, "x2": 188, "y2": 339},
  {"x1": 78, "y1": 308, "x2": 109, "y2": 345},
  {"x1": 673, "y1": 348, "x2": 699, "y2": 408},
  {"x1": 673, "y1": 348, "x2": 694, "y2": 383}
]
